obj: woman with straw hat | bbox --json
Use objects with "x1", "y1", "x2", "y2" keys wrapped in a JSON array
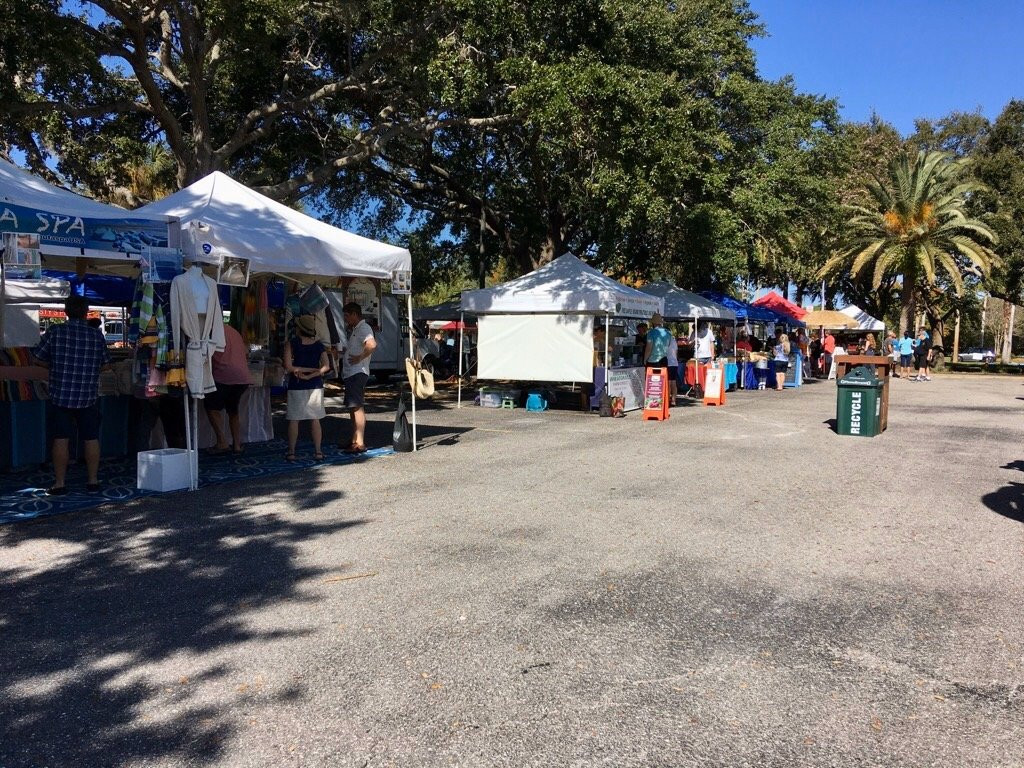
[{"x1": 284, "y1": 314, "x2": 330, "y2": 461}]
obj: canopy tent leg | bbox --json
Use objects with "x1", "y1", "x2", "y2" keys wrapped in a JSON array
[
  {"x1": 183, "y1": 393, "x2": 195, "y2": 491},
  {"x1": 407, "y1": 293, "x2": 417, "y2": 451},
  {"x1": 458, "y1": 311, "x2": 464, "y2": 408},
  {"x1": 604, "y1": 314, "x2": 610, "y2": 369},
  {"x1": 192, "y1": 396, "x2": 200, "y2": 489}
]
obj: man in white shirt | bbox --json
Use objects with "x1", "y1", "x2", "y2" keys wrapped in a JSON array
[
  {"x1": 694, "y1": 323, "x2": 716, "y2": 364},
  {"x1": 339, "y1": 302, "x2": 377, "y2": 452}
]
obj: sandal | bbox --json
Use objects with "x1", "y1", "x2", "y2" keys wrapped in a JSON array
[
  {"x1": 313, "y1": 452, "x2": 325, "y2": 461},
  {"x1": 284, "y1": 453, "x2": 297, "y2": 462},
  {"x1": 344, "y1": 444, "x2": 367, "y2": 454}
]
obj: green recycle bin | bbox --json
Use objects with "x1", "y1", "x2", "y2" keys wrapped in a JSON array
[{"x1": 836, "y1": 365, "x2": 883, "y2": 437}]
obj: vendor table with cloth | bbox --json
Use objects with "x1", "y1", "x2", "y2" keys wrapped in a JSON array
[
  {"x1": 684, "y1": 360, "x2": 738, "y2": 392},
  {"x1": 740, "y1": 354, "x2": 802, "y2": 389}
]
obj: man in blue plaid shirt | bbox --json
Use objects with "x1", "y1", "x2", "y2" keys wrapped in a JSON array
[{"x1": 33, "y1": 296, "x2": 111, "y2": 495}]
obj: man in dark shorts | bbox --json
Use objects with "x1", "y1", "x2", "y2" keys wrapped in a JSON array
[
  {"x1": 339, "y1": 302, "x2": 377, "y2": 452},
  {"x1": 33, "y1": 295, "x2": 111, "y2": 495},
  {"x1": 204, "y1": 323, "x2": 250, "y2": 453}
]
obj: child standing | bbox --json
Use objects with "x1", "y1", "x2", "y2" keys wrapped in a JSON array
[{"x1": 284, "y1": 314, "x2": 330, "y2": 460}]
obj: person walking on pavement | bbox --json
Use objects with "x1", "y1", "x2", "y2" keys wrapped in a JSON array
[
  {"x1": 32, "y1": 296, "x2": 111, "y2": 495},
  {"x1": 913, "y1": 328, "x2": 933, "y2": 381},
  {"x1": 339, "y1": 302, "x2": 377, "y2": 453},
  {"x1": 898, "y1": 331, "x2": 914, "y2": 379}
]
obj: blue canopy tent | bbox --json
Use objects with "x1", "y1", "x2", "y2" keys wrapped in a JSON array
[{"x1": 699, "y1": 291, "x2": 804, "y2": 327}]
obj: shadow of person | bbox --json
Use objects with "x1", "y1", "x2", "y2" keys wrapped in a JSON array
[
  {"x1": 1001, "y1": 460, "x2": 1024, "y2": 473},
  {"x1": 981, "y1": 481, "x2": 1024, "y2": 523}
]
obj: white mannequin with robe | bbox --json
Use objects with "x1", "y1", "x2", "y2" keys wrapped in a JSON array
[
  {"x1": 170, "y1": 263, "x2": 226, "y2": 489},
  {"x1": 170, "y1": 264, "x2": 226, "y2": 397}
]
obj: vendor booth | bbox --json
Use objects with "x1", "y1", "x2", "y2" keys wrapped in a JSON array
[
  {"x1": 460, "y1": 254, "x2": 664, "y2": 412},
  {"x1": 0, "y1": 159, "x2": 177, "y2": 471},
  {"x1": 638, "y1": 281, "x2": 740, "y2": 392},
  {"x1": 136, "y1": 171, "x2": 416, "y2": 455},
  {"x1": 699, "y1": 290, "x2": 805, "y2": 390}
]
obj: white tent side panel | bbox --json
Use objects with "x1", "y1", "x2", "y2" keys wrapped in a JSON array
[{"x1": 477, "y1": 314, "x2": 594, "y2": 382}]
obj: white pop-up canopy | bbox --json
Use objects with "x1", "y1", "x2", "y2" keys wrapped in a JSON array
[
  {"x1": 136, "y1": 171, "x2": 411, "y2": 280},
  {"x1": 638, "y1": 281, "x2": 737, "y2": 321},
  {"x1": 461, "y1": 254, "x2": 663, "y2": 318},
  {"x1": 0, "y1": 158, "x2": 175, "y2": 268},
  {"x1": 840, "y1": 304, "x2": 885, "y2": 332},
  {"x1": 459, "y1": 254, "x2": 664, "y2": 389}
]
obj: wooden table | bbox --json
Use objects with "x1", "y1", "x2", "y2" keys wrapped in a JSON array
[{"x1": 835, "y1": 355, "x2": 893, "y2": 432}]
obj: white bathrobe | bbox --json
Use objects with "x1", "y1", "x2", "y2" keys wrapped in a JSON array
[{"x1": 170, "y1": 271, "x2": 226, "y2": 397}]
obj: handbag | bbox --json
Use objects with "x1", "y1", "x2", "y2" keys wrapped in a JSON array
[
  {"x1": 393, "y1": 393, "x2": 414, "y2": 452},
  {"x1": 404, "y1": 357, "x2": 435, "y2": 398}
]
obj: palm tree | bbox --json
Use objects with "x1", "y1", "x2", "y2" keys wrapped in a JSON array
[{"x1": 822, "y1": 150, "x2": 998, "y2": 333}]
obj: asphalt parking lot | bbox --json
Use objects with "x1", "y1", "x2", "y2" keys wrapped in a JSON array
[{"x1": 2, "y1": 374, "x2": 1022, "y2": 767}]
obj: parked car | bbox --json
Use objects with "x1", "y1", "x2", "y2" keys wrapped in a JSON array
[
  {"x1": 103, "y1": 320, "x2": 125, "y2": 347},
  {"x1": 960, "y1": 348, "x2": 996, "y2": 363}
]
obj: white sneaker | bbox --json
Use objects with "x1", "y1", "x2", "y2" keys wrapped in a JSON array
[{"x1": 924, "y1": 375, "x2": 932, "y2": 381}]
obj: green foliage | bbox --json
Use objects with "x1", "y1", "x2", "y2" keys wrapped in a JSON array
[
  {"x1": 0, "y1": 0, "x2": 861, "y2": 299},
  {"x1": 971, "y1": 101, "x2": 1024, "y2": 302},
  {"x1": 823, "y1": 150, "x2": 998, "y2": 333}
]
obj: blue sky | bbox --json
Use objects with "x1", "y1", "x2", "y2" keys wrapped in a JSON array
[{"x1": 749, "y1": 0, "x2": 1024, "y2": 135}]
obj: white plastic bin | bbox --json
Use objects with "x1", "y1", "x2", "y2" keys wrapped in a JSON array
[{"x1": 137, "y1": 448, "x2": 191, "y2": 492}]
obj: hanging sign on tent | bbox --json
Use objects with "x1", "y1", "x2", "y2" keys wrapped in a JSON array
[
  {"x1": 345, "y1": 277, "x2": 381, "y2": 326},
  {"x1": 391, "y1": 270, "x2": 412, "y2": 295},
  {"x1": 0, "y1": 202, "x2": 168, "y2": 253},
  {"x1": 2, "y1": 233, "x2": 42, "y2": 280},
  {"x1": 141, "y1": 246, "x2": 183, "y2": 283},
  {"x1": 216, "y1": 256, "x2": 251, "y2": 287}
]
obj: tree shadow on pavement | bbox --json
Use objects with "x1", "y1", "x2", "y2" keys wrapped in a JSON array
[
  {"x1": 0, "y1": 471, "x2": 365, "y2": 768},
  {"x1": 981, "y1": 461, "x2": 1024, "y2": 523}
]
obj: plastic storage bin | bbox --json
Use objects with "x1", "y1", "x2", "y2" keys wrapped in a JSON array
[{"x1": 137, "y1": 448, "x2": 191, "y2": 491}]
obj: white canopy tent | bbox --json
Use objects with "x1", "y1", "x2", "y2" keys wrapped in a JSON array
[
  {"x1": 458, "y1": 254, "x2": 664, "y2": 406},
  {"x1": 138, "y1": 171, "x2": 419, "y2": 451},
  {"x1": 0, "y1": 158, "x2": 175, "y2": 270},
  {"x1": 136, "y1": 171, "x2": 411, "y2": 281},
  {"x1": 1, "y1": 159, "x2": 173, "y2": 345},
  {"x1": 638, "y1": 281, "x2": 737, "y2": 321},
  {"x1": 462, "y1": 253, "x2": 661, "y2": 317},
  {"x1": 840, "y1": 304, "x2": 885, "y2": 332}
]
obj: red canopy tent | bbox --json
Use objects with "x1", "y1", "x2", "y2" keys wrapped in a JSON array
[{"x1": 752, "y1": 291, "x2": 807, "y2": 322}]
